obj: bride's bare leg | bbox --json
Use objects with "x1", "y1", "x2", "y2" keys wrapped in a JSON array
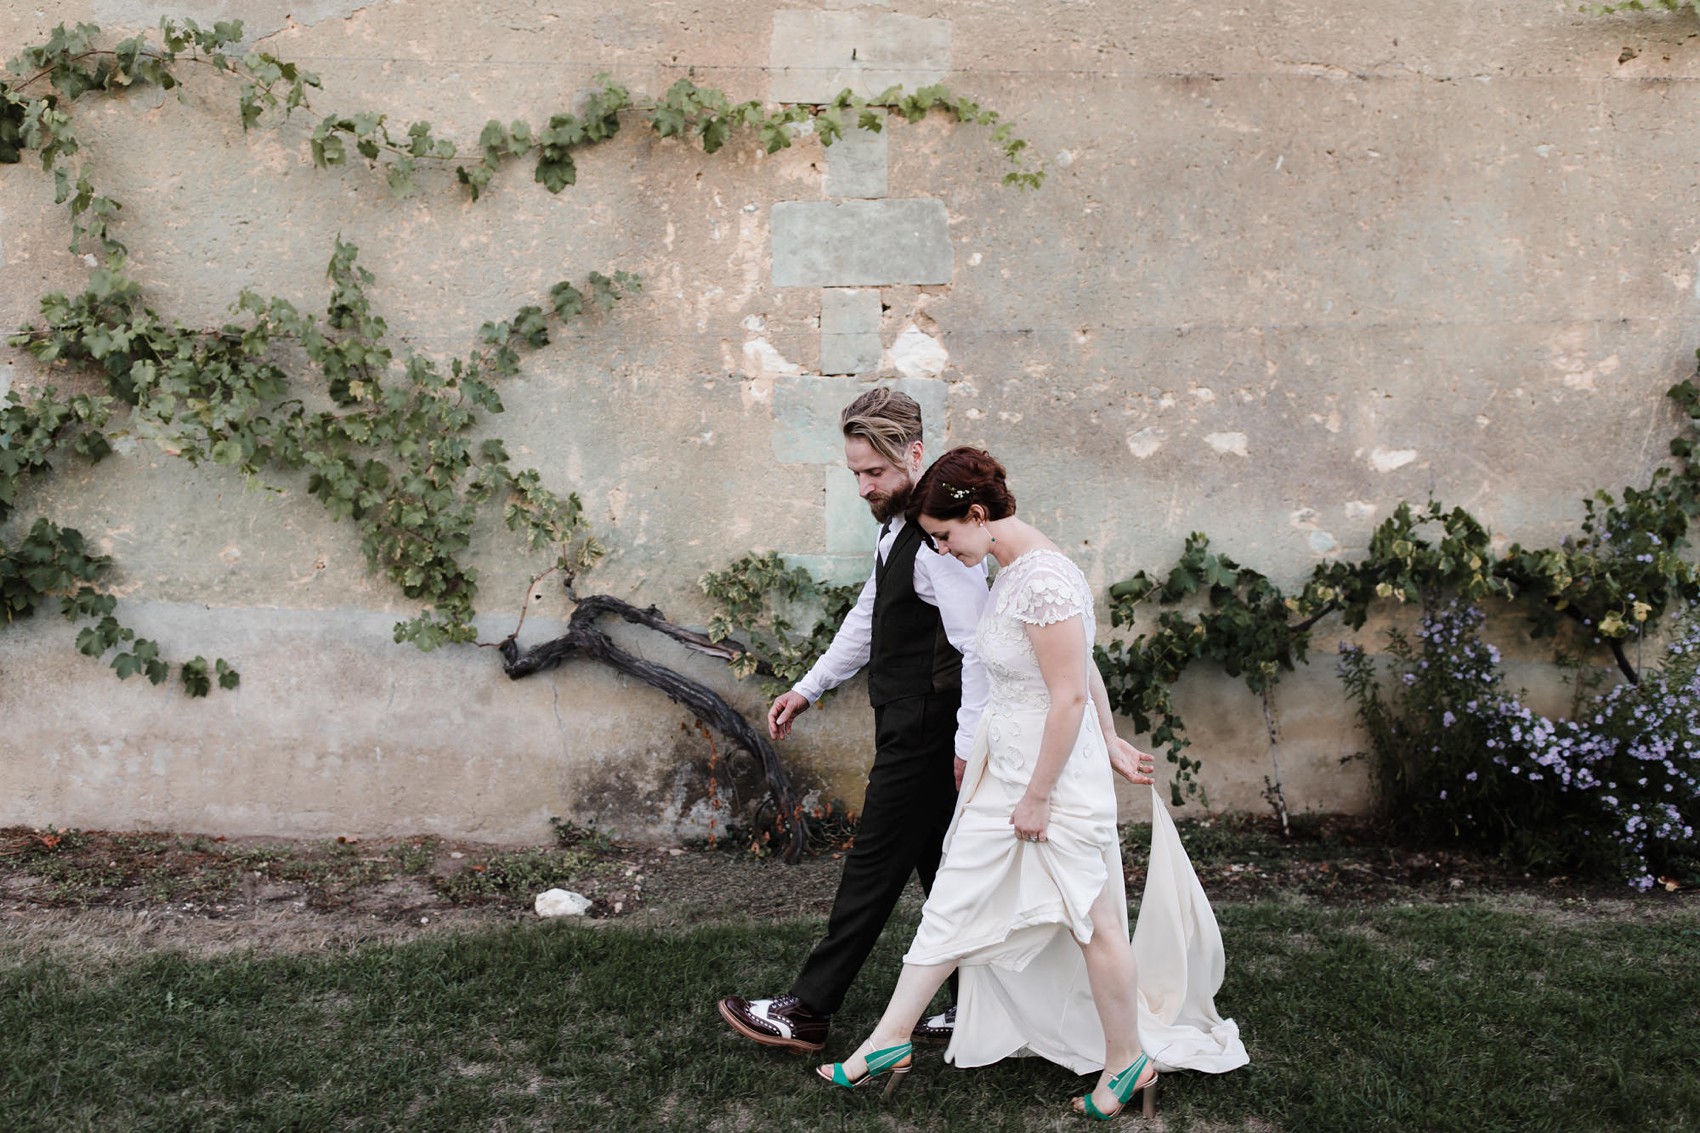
[
  {"x1": 826, "y1": 960, "x2": 956, "y2": 1078},
  {"x1": 1075, "y1": 883, "x2": 1151, "y2": 1113}
]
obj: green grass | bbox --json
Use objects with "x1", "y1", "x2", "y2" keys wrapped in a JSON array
[{"x1": 3, "y1": 899, "x2": 1697, "y2": 1132}]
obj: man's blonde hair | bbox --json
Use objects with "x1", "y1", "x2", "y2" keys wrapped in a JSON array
[{"x1": 840, "y1": 388, "x2": 923, "y2": 468}]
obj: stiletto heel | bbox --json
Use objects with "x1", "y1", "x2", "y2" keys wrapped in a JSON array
[
  {"x1": 1075, "y1": 1051, "x2": 1158, "y2": 1121},
  {"x1": 816, "y1": 1041, "x2": 914, "y2": 1095}
]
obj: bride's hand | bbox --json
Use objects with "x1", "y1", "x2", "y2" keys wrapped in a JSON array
[
  {"x1": 1010, "y1": 793, "x2": 1050, "y2": 843},
  {"x1": 1109, "y1": 737, "x2": 1156, "y2": 785}
]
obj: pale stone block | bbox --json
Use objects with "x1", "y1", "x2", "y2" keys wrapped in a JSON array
[
  {"x1": 772, "y1": 199, "x2": 952, "y2": 287},
  {"x1": 820, "y1": 331, "x2": 883, "y2": 376},
  {"x1": 772, "y1": 375, "x2": 866, "y2": 464},
  {"x1": 771, "y1": 374, "x2": 949, "y2": 465},
  {"x1": 825, "y1": 465, "x2": 879, "y2": 553},
  {"x1": 825, "y1": 111, "x2": 889, "y2": 199},
  {"x1": 769, "y1": 11, "x2": 949, "y2": 104},
  {"x1": 820, "y1": 288, "x2": 883, "y2": 375},
  {"x1": 784, "y1": 553, "x2": 876, "y2": 588},
  {"x1": 822, "y1": 289, "x2": 883, "y2": 337}
]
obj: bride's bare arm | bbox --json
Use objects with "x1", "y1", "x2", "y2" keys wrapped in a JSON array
[
  {"x1": 1089, "y1": 665, "x2": 1156, "y2": 785},
  {"x1": 1088, "y1": 663, "x2": 1117, "y2": 738},
  {"x1": 1011, "y1": 614, "x2": 1092, "y2": 840}
]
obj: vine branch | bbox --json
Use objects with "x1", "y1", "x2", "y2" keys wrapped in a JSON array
[{"x1": 498, "y1": 594, "x2": 804, "y2": 862}]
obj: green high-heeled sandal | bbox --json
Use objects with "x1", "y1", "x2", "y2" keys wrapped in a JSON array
[
  {"x1": 816, "y1": 1041, "x2": 913, "y2": 1099},
  {"x1": 1078, "y1": 1051, "x2": 1157, "y2": 1121}
]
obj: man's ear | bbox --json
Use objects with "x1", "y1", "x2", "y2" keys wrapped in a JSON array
[{"x1": 907, "y1": 439, "x2": 924, "y2": 471}]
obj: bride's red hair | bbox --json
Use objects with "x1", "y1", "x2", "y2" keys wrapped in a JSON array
[{"x1": 908, "y1": 446, "x2": 1016, "y2": 522}]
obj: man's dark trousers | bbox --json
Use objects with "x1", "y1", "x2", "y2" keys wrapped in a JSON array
[{"x1": 789, "y1": 688, "x2": 960, "y2": 1015}]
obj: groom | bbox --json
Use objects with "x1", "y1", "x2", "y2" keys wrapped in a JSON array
[{"x1": 718, "y1": 387, "x2": 990, "y2": 1053}]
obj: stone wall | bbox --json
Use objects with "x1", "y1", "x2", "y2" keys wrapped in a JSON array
[{"x1": 3, "y1": 0, "x2": 1698, "y2": 843}]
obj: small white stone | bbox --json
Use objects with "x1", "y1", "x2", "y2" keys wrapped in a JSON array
[{"x1": 534, "y1": 888, "x2": 593, "y2": 917}]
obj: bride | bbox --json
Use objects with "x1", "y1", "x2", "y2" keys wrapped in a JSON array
[{"x1": 814, "y1": 446, "x2": 1247, "y2": 1120}]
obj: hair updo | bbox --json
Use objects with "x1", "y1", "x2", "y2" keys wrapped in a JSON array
[{"x1": 908, "y1": 446, "x2": 1017, "y2": 523}]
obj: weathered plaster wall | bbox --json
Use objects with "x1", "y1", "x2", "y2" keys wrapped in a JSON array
[{"x1": 3, "y1": 1, "x2": 1698, "y2": 842}]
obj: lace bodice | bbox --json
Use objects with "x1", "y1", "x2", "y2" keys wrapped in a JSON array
[{"x1": 976, "y1": 548, "x2": 1096, "y2": 713}]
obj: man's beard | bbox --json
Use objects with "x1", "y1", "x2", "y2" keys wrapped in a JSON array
[{"x1": 867, "y1": 480, "x2": 914, "y2": 524}]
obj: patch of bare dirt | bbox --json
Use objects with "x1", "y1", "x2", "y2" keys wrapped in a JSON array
[
  {"x1": 1, "y1": 819, "x2": 1688, "y2": 959},
  {"x1": 0, "y1": 824, "x2": 846, "y2": 957}
]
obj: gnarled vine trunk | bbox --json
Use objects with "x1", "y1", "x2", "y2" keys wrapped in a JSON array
[{"x1": 498, "y1": 593, "x2": 805, "y2": 862}]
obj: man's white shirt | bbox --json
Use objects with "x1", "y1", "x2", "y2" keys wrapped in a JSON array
[{"x1": 790, "y1": 515, "x2": 990, "y2": 760}]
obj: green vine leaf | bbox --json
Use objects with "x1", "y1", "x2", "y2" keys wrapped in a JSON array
[
  {"x1": 1584, "y1": 0, "x2": 1698, "y2": 12},
  {"x1": 700, "y1": 553, "x2": 860, "y2": 697},
  {"x1": 1099, "y1": 372, "x2": 1700, "y2": 797}
]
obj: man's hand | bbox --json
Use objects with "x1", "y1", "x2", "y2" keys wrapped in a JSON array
[
  {"x1": 1108, "y1": 736, "x2": 1157, "y2": 785},
  {"x1": 768, "y1": 690, "x2": 811, "y2": 740}
]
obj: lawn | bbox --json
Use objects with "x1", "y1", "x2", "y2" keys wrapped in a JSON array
[{"x1": 4, "y1": 890, "x2": 1696, "y2": 1132}]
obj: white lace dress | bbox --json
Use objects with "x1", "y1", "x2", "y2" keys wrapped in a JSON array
[{"x1": 903, "y1": 549, "x2": 1248, "y2": 1077}]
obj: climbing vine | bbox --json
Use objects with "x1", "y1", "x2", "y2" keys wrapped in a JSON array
[
  {"x1": 695, "y1": 369, "x2": 1700, "y2": 817},
  {"x1": 1587, "y1": 1, "x2": 1700, "y2": 13},
  {"x1": 2, "y1": 16, "x2": 1043, "y2": 855},
  {"x1": 699, "y1": 552, "x2": 860, "y2": 694},
  {"x1": 1095, "y1": 371, "x2": 1700, "y2": 804},
  {"x1": 1, "y1": 16, "x2": 1042, "y2": 679},
  {"x1": 16, "y1": 14, "x2": 1690, "y2": 858},
  {"x1": 311, "y1": 74, "x2": 1045, "y2": 198}
]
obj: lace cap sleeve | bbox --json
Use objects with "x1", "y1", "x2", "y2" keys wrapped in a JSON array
[{"x1": 1009, "y1": 562, "x2": 1086, "y2": 627}]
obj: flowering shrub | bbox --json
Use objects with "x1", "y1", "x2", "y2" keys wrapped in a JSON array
[{"x1": 1340, "y1": 603, "x2": 1700, "y2": 888}]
